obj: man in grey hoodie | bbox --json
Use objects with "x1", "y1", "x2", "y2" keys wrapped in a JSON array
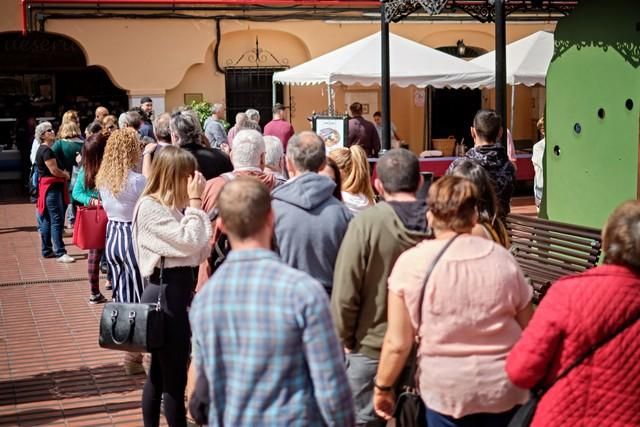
[{"x1": 272, "y1": 131, "x2": 352, "y2": 294}]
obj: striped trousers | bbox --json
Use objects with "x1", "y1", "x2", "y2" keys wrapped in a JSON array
[{"x1": 105, "y1": 220, "x2": 143, "y2": 303}]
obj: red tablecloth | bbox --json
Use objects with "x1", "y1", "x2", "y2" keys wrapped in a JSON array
[{"x1": 371, "y1": 153, "x2": 534, "y2": 181}]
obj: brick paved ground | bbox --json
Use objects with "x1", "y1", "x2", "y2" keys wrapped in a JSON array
[
  {"x1": 0, "y1": 182, "x2": 536, "y2": 426},
  {"x1": 0, "y1": 185, "x2": 153, "y2": 427}
]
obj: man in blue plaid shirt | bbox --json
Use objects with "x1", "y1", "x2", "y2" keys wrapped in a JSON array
[{"x1": 189, "y1": 177, "x2": 355, "y2": 426}]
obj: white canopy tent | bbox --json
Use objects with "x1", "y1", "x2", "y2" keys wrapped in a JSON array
[
  {"x1": 273, "y1": 31, "x2": 494, "y2": 111},
  {"x1": 471, "y1": 31, "x2": 554, "y2": 130}
]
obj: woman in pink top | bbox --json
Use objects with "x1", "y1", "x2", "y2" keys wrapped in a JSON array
[{"x1": 373, "y1": 176, "x2": 533, "y2": 427}]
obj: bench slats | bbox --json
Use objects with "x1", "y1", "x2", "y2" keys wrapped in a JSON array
[
  {"x1": 509, "y1": 230, "x2": 601, "y2": 256},
  {"x1": 506, "y1": 214, "x2": 603, "y2": 303},
  {"x1": 510, "y1": 243, "x2": 597, "y2": 269},
  {"x1": 507, "y1": 215, "x2": 602, "y2": 242},
  {"x1": 508, "y1": 225, "x2": 601, "y2": 249}
]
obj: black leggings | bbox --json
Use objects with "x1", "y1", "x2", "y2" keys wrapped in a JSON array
[{"x1": 141, "y1": 266, "x2": 196, "y2": 427}]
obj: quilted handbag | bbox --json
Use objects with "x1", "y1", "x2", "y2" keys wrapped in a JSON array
[
  {"x1": 73, "y1": 203, "x2": 108, "y2": 250},
  {"x1": 98, "y1": 259, "x2": 166, "y2": 353},
  {"x1": 391, "y1": 234, "x2": 460, "y2": 427}
]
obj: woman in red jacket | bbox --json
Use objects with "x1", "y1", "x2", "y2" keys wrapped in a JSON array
[{"x1": 506, "y1": 200, "x2": 640, "y2": 427}]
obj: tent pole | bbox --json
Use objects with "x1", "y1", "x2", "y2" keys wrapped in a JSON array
[
  {"x1": 327, "y1": 83, "x2": 334, "y2": 115},
  {"x1": 380, "y1": 0, "x2": 391, "y2": 154},
  {"x1": 495, "y1": 0, "x2": 507, "y2": 147},
  {"x1": 510, "y1": 85, "x2": 515, "y2": 135},
  {"x1": 272, "y1": 79, "x2": 277, "y2": 106}
]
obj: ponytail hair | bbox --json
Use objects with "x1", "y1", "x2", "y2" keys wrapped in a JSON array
[{"x1": 329, "y1": 145, "x2": 375, "y2": 203}]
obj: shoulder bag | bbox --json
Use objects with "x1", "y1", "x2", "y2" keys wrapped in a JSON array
[
  {"x1": 73, "y1": 197, "x2": 108, "y2": 250},
  {"x1": 508, "y1": 307, "x2": 640, "y2": 427},
  {"x1": 98, "y1": 258, "x2": 165, "y2": 353},
  {"x1": 393, "y1": 234, "x2": 461, "y2": 427}
]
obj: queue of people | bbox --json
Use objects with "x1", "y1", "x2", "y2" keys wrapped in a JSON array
[{"x1": 30, "y1": 102, "x2": 640, "y2": 427}]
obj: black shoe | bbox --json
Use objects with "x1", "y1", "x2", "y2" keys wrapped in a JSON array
[
  {"x1": 89, "y1": 293, "x2": 107, "y2": 304},
  {"x1": 100, "y1": 263, "x2": 108, "y2": 274},
  {"x1": 42, "y1": 252, "x2": 57, "y2": 259},
  {"x1": 105, "y1": 281, "x2": 113, "y2": 291}
]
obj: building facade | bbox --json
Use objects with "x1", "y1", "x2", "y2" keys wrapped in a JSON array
[{"x1": 1, "y1": 0, "x2": 554, "y2": 155}]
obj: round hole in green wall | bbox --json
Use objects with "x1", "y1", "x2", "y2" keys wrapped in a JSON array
[
  {"x1": 626, "y1": 99, "x2": 634, "y2": 111},
  {"x1": 597, "y1": 108, "x2": 605, "y2": 119},
  {"x1": 574, "y1": 123, "x2": 582, "y2": 134},
  {"x1": 553, "y1": 145, "x2": 561, "y2": 156}
]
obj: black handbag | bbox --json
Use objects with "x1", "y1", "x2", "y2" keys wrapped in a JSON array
[
  {"x1": 508, "y1": 307, "x2": 640, "y2": 427},
  {"x1": 98, "y1": 258, "x2": 166, "y2": 353},
  {"x1": 392, "y1": 234, "x2": 460, "y2": 427}
]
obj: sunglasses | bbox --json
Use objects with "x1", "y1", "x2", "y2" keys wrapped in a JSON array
[{"x1": 45, "y1": 128, "x2": 55, "y2": 133}]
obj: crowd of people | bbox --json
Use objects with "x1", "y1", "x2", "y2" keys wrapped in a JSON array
[{"x1": 29, "y1": 100, "x2": 640, "y2": 427}]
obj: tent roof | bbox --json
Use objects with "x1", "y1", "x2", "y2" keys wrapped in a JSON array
[
  {"x1": 273, "y1": 32, "x2": 493, "y2": 89},
  {"x1": 471, "y1": 31, "x2": 554, "y2": 87}
]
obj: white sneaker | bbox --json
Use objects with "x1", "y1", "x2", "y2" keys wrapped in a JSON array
[{"x1": 56, "y1": 254, "x2": 75, "y2": 263}]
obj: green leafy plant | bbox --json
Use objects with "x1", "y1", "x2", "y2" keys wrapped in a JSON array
[
  {"x1": 188, "y1": 100, "x2": 231, "y2": 130},
  {"x1": 189, "y1": 100, "x2": 212, "y2": 128}
]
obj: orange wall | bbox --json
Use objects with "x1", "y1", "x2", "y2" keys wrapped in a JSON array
[{"x1": 0, "y1": 1, "x2": 554, "y2": 152}]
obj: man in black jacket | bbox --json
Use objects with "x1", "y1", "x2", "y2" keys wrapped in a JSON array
[{"x1": 447, "y1": 109, "x2": 515, "y2": 217}]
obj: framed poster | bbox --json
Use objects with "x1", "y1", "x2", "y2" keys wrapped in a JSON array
[
  {"x1": 313, "y1": 115, "x2": 349, "y2": 153},
  {"x1": 184, "y1": 93, "x2": 203, "y2": 105}
]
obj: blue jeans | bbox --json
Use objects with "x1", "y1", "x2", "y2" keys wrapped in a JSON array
[
  {"x1": 426, "y1": 406, "x2": 519, "y2": 427},
  {"x1": 38, "y1": 185, "x2": 67, "y2": 257}
]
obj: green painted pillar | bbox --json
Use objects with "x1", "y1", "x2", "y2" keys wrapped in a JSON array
[{"x1": 543, "y1": 0, "x2": 640, "y2": 229}]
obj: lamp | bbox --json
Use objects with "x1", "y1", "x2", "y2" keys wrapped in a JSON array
[{"x1": 456, "y1": 39, "x2": 467, "y2": 57}]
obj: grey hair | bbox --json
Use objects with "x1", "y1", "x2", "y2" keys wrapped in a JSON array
[
  {"x1": 170, "y1": 109, "x2": 203, "y2": 146},
  {"x1": 124, "y1": 110, "x2": 142, "y2": 130},
  {"x1": 35, "y1": 121, "x2": 53, "y2": 143},
  {"x1": 286, "y1": 131, "x2": 326, "y2": 173},
  {"x1": 245, "y1": 108, "x2": 260, "y2": 122},
  {"x1": 240, "y1": 120, "x2": 260, "y2": 131},
  {"x1": 154, "y1": 112, "x2": 172, "y2": 142},
  {"x1": 234, "y1": 112, "x2": 248, "y2": 127},
  {"x1": 118, "y1": 113, "x2": 127, "y2": 129},
  {"x1": 231, "y1": 130, "x2": 265, "y2": 168},
  {"x1": 264, "y1": 135, "x2": 284, "y2": 170},
  {"x1": 212, "y1": 103, "x2": 225, "y2": 115}
]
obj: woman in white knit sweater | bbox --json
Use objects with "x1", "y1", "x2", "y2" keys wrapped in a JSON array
[{"x1": 133, "y1": 146, "x2": 211, "y2": 427}]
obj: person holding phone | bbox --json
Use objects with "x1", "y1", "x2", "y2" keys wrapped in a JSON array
[{"x1": 133, "y1": 146, "x2": 212, "y2": 427}]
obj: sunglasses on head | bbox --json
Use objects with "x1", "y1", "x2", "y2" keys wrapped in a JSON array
[{"x1": 45, "y1": 128, "x2": 55, "y2": 133}]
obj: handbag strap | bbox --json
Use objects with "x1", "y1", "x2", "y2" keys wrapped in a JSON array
[
  {"x1": 538, "y1": 307, "x2": 640, "y2": 396},
  {"x1": 416, "y1": 234, "x2": 461, "y2": 328},
  {"x1": 155, "y1": 256, "x2": 165, "y2": 310},
  {"x1": 406, "y1": 234, "x2": 461, "y2": 383}
]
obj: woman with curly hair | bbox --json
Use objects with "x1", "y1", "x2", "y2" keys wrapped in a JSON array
[
  {"x1": 96, "y1": 128, "x2": 146, "y2": 374},
  {"x1": 329, "y1": 145, "x2": 375, "y2": 213}
]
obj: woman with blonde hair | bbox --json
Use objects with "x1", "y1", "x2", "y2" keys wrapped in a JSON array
[
  {"x1": 329, "y1": 145, "x2": 375, "y2": 213},
  {"x1": 102, "y1": 114, "x2": 118, "y2": 134},
  {"x1": 96, "y1": 128, "x2": 146, "y2": 373},
  {"x1": 133, "y1": 146, "x2": 211, "y2": 427},
  {"x1": 373, "y1": 175, "x2": 532, "y2": 427},
  {"x1": 52, "y1": 119, "x2": 84, "y2": 228}
]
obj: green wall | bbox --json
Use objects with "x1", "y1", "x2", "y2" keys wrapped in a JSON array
[{"x1": 543, "y1": 0, "x2": 640, "y2": 229}]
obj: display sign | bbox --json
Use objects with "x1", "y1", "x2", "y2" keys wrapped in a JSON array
[{"x1": 312, "y1": 115, "x2": 349, "y2": 154}]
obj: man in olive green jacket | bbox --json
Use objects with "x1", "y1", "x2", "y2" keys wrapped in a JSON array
[{"x1": 331, "y1": 149, "x2": 430, "y2": 426}]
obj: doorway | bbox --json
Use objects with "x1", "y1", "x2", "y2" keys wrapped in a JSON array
[
  {"x1": 225, "y1": 67, "x2": 285, "y2": 129},
  {"x1": 431, "y1": 88, "x2": 482, "y2": 149}
]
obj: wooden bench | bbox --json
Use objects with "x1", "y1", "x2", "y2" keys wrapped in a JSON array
[{"x1": 506, "y1": 214, "x2": 603, "y2": 303}]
